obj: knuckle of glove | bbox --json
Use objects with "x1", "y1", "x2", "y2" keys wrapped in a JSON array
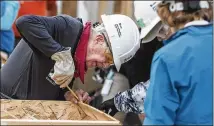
[{"x1": 50, "y1": 52, "x2": 75, "y2": 87}]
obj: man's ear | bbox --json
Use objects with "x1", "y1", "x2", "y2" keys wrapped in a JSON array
[{"x1": 95, "y1": 34, "x2": 105, "y2": 44}]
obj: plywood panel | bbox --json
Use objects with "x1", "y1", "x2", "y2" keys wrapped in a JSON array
[
  {"x1": 1, "y1": 119, "x2": 120, "y2": 125},
  {"x1": 1, "y1": 99, "x2": 120, "y2": 125}
]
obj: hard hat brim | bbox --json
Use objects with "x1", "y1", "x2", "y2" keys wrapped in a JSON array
[
  {"x1": 140, "y1": 17, "x2": 161, "y2": 43},
  {"x1": 112, "y1": 52, "x2": 121, "y2": 72},
  {"x1": 141, "y1": 21, "x2": 163, "y2": 43},
  {"x1": 101, "y1": 14, "x2": 140, "y2": 72},
  {"x1": 101, "y1": 14, "x2": 122, "y2": 71}
]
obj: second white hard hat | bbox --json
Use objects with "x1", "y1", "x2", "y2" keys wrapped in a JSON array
[
  {"x1": 101, "y1": 14, "x2": 140, "y2": 71},
  {"x1": 134, "y1": 1, "x2": 163, "y2": 43}
]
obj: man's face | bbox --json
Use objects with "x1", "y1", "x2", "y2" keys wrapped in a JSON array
[{"x1": 86, "y1": 32, "x2": 113, "y2": 69}]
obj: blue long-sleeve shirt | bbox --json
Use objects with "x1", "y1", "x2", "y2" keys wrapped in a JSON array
[{"x1": 144, "y1": 21, "x2": 213, "y2": 125}]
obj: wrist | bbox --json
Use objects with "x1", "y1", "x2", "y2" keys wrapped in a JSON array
[
  {"x1": 113, "y1": 99, "x2": 118, "y2": 111},
  {"x1": 51, "y1": 47, "x2": 72, "y2": 61},
  {"x1": 113, "y1": 93, "x2": 121, "y2": 112}
]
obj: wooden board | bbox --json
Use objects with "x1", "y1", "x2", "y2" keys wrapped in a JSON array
[
  {"x1": 98, "y1": 1, "x2": 108, "y2": 22},
  {"x1": 62, "y1": 1, "x2": 77, "y2": 17},
  {"x1": 1, "y1": 99, "x2": 121, "y2": 125},
  {"x1": 120, "y1": 1, "x2": 133, "y2": 18},
  {"x1": 1, "y1": 119, "x2": 120, "y2": 125}
]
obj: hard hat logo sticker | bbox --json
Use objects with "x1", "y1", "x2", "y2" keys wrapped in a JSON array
[
  {"x1": 137, "y1": 19, "x2": 146, "y2": 28},
  {"x1": 124, "y1": 55, "x2": 133, "y2": 63},
  {"x1": 150, "y1": 2, "x2": 159, "y2": 12},
  {"x1": 114, "y1": 23, "x2": 122, "y2": 37}
]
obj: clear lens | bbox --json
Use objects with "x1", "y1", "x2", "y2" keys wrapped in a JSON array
[
  {"x1": 93, "y1": 23, "x2": 112, "y2": 53},
  {"x1": 156, "y1": 24, "x2": 170, "y2": 39},
  {"x1": 101, "y1": 31, "x2": 112, "y2": 54},
  {"x1": 93, "y1": 23, "x2": 114, "y2": 64}
]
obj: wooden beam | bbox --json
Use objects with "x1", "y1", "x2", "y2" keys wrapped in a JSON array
[
  {"x1": 1, "y1": 119, "x2": 120, "y2": 125},
  {"x1": 120, "y1": 1, "x2": 133, "y2": 17},
  {"x1": 113, "y1": 1, "x2": 122, "y2": 14},
  {"x1": 98, "y1": 1, "x2": 109, "y2": 22},
  {"x1": 62, "y1": 1, "x2": 77, "y2": 17}
]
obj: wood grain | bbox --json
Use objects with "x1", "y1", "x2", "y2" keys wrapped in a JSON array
[{"x1": 0, "y1": 99, "x2": 119, "y2": 122}]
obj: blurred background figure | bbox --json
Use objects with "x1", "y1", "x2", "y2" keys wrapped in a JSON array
[
  {"x1": 0, "y1": 1, "x2": 20, "y2": 67},
  {"x1": 12, "y1": 0, "x2": 57, "y2": 47}
]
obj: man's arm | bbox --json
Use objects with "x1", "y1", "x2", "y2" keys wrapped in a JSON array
[
  {"x1": 15, "y1": 15, "x2": 65, "y2": 57},
  {"x1": 143, "y1": 55, "x2": 179, "y2": 125},
  {"x1": 114, "y1": 80, "x2": 150, "y2": 114}
]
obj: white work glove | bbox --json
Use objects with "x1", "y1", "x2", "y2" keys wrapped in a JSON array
[{"x1": 50, "y1": 47, "x2": 75, "y2": 88}]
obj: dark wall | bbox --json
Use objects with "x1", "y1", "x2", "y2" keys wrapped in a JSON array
[{"x1": 119, "y1": 37, "x2": 163, "y2": 88}]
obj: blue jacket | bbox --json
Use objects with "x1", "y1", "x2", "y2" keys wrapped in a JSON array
[
  {"x1": 1, "y1": 1, "x2": 19, "y2": 54},
  {"x1": 144, "y1": 21, "x2": 213, "y2": 125}
]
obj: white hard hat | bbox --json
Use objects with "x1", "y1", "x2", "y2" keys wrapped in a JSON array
[
  {"x1": 134, "y1": 1, "x2": 163, "y2": 43},
  {"x1": 101, "y1": 14, "x2": 140, "y2": 71}
]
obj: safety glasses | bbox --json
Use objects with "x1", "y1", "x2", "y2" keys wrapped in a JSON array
[
  {"x1": 93, "y1": 23, "x2": 113, "y2": 53},
  {"x1": 156, "y1": 24, "x2": 170, "y2": 39},
  {"x1": 102, "y1": 32, "x2": 114, "y2": 66},
  {"x1": 93, "y1": 23, "x2": 114, "y2": 65},
  {"x1": 101, "y1": 32, "x2": 112, "y2": 54}
]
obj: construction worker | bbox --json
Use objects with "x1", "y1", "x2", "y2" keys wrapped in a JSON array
[
  {"x1": 12, "y1": 0, "x2": 57, "y2": 47},
  {"x1": 0, "y1": 14, "x2": 140, "y2": 101},
  {"x1": 0, "y1": 1, "x2": 20, "y2": 67}
]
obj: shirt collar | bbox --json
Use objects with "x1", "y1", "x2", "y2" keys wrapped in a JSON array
[
  {"x1": 163, "y1": 20, "x2": 210, "y2": 45},
  {"x1": 184, "y1": 20, "x2": 209, "y2": 28}
]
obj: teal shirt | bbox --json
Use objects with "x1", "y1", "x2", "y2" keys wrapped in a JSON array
[{"x1": 144, "y1": 24, "x2": 213, "y2": 125}]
